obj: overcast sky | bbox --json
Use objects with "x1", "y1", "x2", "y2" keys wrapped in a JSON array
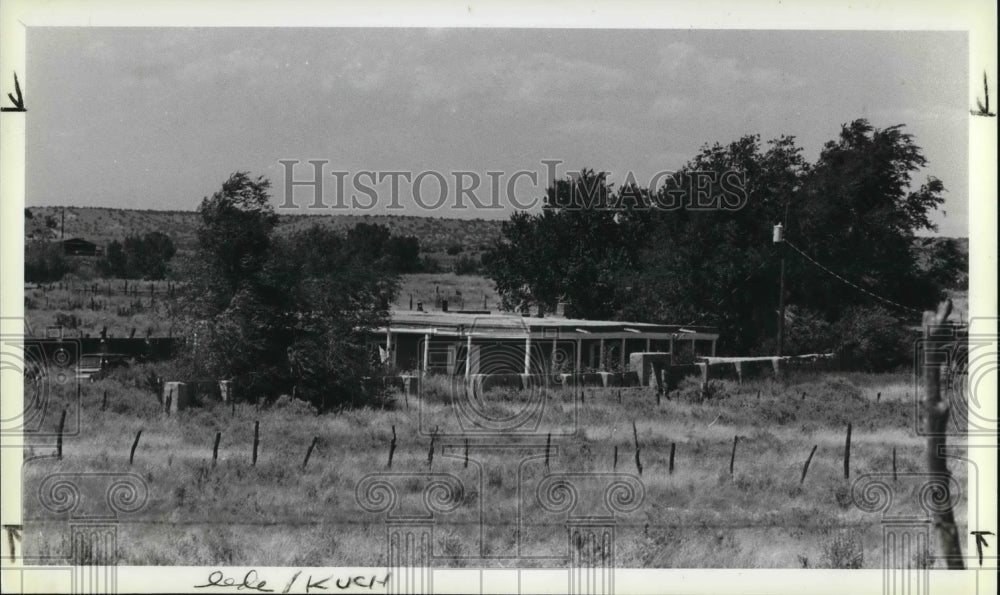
[{"x1": 26, "y1": 28, "x2": 967, "y2": 236}]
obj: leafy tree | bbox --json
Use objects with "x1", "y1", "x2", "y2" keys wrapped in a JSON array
[
  {"x1": 193, "y1": 172, "x2": 278, "y2": 314},
  {"x1": 832, "y1": 306, "x2": 913, "y2": 372},
  {"x1": 453, "y1": 254, "x2": 482, "y2": 275},
  {"x1": 99, "y1": 232, "x2": 176, "y2": 279},
  {"x1": 915, "y1": 237, "x2": 967, "y2": 290},
  {"x1": 384, "y1": 235, "x2": 422, "y2": 273},
  {"x1": 619, "y1": 135, "x2": 809, "y2": 353},
  {"x1": 99, "y1": 240, "x2": 127, "y2": 278},
  {"x1": 182, "y1": 173, "x2": 397, "y2": 410},
  {"x1": 484, "y1": 120, "x2": 949, "y2": 366},
  {"x1": 342, "y1": 222, "x2": 424, "y2": 274},
  {"x1": 788, "y1": 121, "x2": 944, "y2": 321},
  {"x1": 25, "y1": 241, "x2": 72, "y2": 283},
  {"x1": 484, "y1": 170, "x2": 643, "y2": 318}
]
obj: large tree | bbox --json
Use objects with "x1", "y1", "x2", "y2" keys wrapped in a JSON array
[
  {"x1": 484, "y1": 170, "x2": 645, "y2": 318},
  {"x1": 183, "y1": 172, "x2": 397, "y2": 410},
  {"x1": 483, "y1": 120, "x2": 949, "y2": 365},
  {"x1": 193, "y1": 172, "x2": 278, "y2": 314}
]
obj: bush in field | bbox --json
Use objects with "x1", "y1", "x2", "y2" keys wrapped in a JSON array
[
  {"x1": 822, "y1": 529, "x2": 864, "y2": 569},
  {"x1": 452, "y1": 254, "x2": 482, "y2": 275},
  {"x1": 99, "y1": 231, "x2": 177, "y2": 279},
  {"x1": 832, "y1": 306, "x2": 913, "y2": 372},
  {"x1": 25, "y1": 240, "x2": 72, "y2": 283},
  {"x1": 183, "y1": 172, "x2": 397, "y2": 411}
]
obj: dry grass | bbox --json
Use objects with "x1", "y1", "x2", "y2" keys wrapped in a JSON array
[
  {"x1": 21, "y1": 369, "x2": 965, "y2": 568},
  {"x1": 395, "y1": 273, "x2": 497, "y2": 311}
]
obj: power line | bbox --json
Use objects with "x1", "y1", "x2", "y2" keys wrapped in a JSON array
[{"x1": 783, "y1": 238, "x2": 922, "y2": 315}]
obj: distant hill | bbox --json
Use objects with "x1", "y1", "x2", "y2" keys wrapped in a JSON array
[
  {"x1": 23, "y1": 206, "x2": 505, "y2": 256},
  {"x1": 24, "y1": 207, "x2": 969, "y2": 287}
]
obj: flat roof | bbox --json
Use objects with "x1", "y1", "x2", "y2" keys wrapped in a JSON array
[{"x1": 381, "y1": 310, "x2": 718, "y2": 338}]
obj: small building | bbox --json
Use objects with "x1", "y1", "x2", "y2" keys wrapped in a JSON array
[
  {"x1": 62, "y1": 237, "x2": 100, "y2": 257},
  {"x1": 371, "y1": 310, "x2": 718, "y2": 377}
]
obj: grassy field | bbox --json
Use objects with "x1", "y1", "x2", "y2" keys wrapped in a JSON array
[
  {"x1": 23, "y1": 280, "x2": 180, "y2": 338},
  {"x1": 24, "y1": 275, "x2": 497, "y2": 337},
  {"x1": 395, "y1": 273, "x2": 497, "y2": 311},
  {"x1": 21, "y1": 369, "x2": 966, "y2": 569}
]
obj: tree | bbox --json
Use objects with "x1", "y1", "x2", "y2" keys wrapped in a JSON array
[
  {"x1": 25, "y1": 241, "x2": 71, "y2": 283},
  {"x1": 183, "y1": 173, "x2": 397, "y2": 410},
  {"x1": 620, "y1": 135, "x2": 809, "y2": 354},
  {"x1": 788, "y1": 120, "x2": 945, "y2": 321},
  {"x1": 193, "y1": 172, "x2": 278, "y2": 314},
  {"x1": 483, "y1": 120, "x2": 948, "y2": 365},
  {"x1": 99, "y1": 232, "x2": 176, "y2": 279},
  {"x1": 483, "y1": 170, "x2": 643, "y2": 318}
]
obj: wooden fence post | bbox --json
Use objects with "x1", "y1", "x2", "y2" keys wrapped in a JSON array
[
  {"x1": 669, "y1": 442, "x2": 676, "y2": 474},
  {"x1": 729, "y1": 435, "x2": 738, "y2": 475},
  {"x1": 56, "y1": 409, "x2": 67, "y2": 459},
  {"x1": 129, "y1": 429, "x2": 142, "y2": 465},
  {"x1": 302, "y1": 437, "x2": 319, "y2": 470},
  {"x1": 892, "y1": 447, "x2": 897, "y2": 482},
  {"x1": 252, "y1": 421, "x2": 260, "y2": 466},
  {"x1": 544, "y1": 433, "x2": 551, "y2": 470},
  {"x1": 101, "y1": 390, "x2": 108, "y2": 411},
  {"x1": 800, "y1": 445, "x2": 818, "y2": 484},
  {"x1": 427, "y1": 426, "x2": 438, "y2": 468},
  {"x1": 464, "y1": 438, "x2": 469, "y2": 469},
  {"x1": 632, "y1": 421, "x2": 642, "y2": 476},
  {"x1": 212, "y1": 432, "x2": 221, "y2": 466},
  {"x1": 922, "y1": 300, "x2": 964, "y2": 569},
  {"x1": 613, "y1": 445, "x2": 618, "y2": 471},
  {"x1": 843, "y1": 423, "x2": 852, "y2": 480},
  {"x1": 387, "y1": 425, "x2": 397, "y2": 469}
]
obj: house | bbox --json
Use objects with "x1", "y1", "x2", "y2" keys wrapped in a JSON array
[
  {"x1": 371, "y1": 309, "x2": 718, "y2": 377},
  {"x1": 62, "y1": 237, "x2": 100, "y2": 257}
]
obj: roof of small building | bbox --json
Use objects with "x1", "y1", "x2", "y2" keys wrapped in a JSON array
[{"x1": 382, "y1": 310, "x2": 718, "y2": 339}]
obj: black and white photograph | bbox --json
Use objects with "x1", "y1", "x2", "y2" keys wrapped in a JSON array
[{"x1": 1, "y1": 1, "x2": 996, "y2": 593}]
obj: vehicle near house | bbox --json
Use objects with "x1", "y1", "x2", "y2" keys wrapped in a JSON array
[{"x1": 76, "y1": 353, "x2": 132, "y2": 381}]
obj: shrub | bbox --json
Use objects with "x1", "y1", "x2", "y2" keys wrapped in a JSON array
[
  {"x1": 25, "y1": 241, "x2": 73, "y2": 283},
  {"x1": 833, "y1": 306, "x2": 913, "y2": 372},
  {"x1": 822, "y1": 529, "x2": 864, "y2": 568}
]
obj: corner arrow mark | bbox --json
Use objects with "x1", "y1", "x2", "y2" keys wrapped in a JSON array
[
  {"x1": 2, "y1": 71, "x2": 26, "y2": 112},
  {"x1": 971, "y1": 530, "x2": 994, "y2": 566}
]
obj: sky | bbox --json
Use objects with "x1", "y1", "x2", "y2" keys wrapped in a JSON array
[{"x1": 26, "y1": 28, "x2": 968, "y2": 235}]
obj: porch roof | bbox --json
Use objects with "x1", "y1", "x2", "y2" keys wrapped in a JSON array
[{"x1": 376, "y1": 310, "x2": 718, "y2": 340}]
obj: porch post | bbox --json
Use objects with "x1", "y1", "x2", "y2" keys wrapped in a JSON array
[
  {"x1": 620, "y1": 338, "x2": 626, "y2": 370},
  {"x1": 422, "y1": 333, "x2": 430, "y2": 375},
  {"x1": 599, "y1": 339, "x2": 605, "y2": 371},
  {"x1": 524, "y1": 334, "x2": 532, "y2": 375},
  {"x1": 465, "y1": 334, "x2": 472, "y2": 378}
]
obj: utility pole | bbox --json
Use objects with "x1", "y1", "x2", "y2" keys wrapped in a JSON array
[{"x1": 774, "y1": 218, "x2": 786, "y2": 357}]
